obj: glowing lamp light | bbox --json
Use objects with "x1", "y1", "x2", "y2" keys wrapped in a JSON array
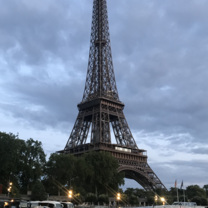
[
  {"x1": 161, "y1": 197, "x2": 165, "y2": 205},
  {"x1": 68, "y1": 190, "x2": 72, "y2": 198},
  {"x1": 117, "y1": 193, "x2": 120, "y2": 200}
]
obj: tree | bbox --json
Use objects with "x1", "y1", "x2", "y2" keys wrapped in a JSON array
[
  {"x1": 44, "y1": 153, "x2": 77, "y2": 195},
  {"x1": 186, "y1": 185, "x2": 206, "y2": 199},
  {"x1": 134, "y1": 188, "x2": 146, "y2": 198},
  {"x1": 200, "y1": 197, "x2": 208, "y2": 206},
  {"x1": 0, "y1": 133, "x2": 21, "y2": 185},
  {"x1": 31, "y1": 180, "x2": 47, "y2": 201},
  {"x1": 192, "y1": 196, "x2": 202, "y2": 205},
  {"x1": 120, "y1": 194, "x2": 129, "y2": 206},
  {"x1": 98, "y1": 194, "x2": 109, "y2": 204},
  {"x1": 85, "y1": 193, "x2": 97, "y2": 203},
  {"x1": 124, "y1": 188, "x2": 142, "y2": 206},
  {"x1": 203, "y1": 184, "x2": 208, "y2": 197},
  {"x1": 0, "y1": 132, "x2": 25, "y2": 193},
  {"x1": 18, "y1": 138, "x2": 46, "y2": 193},
  {"x1": 10, "y1": 186, "x2": 21, "y2": 198},
  {"x1": 0, "y1": 132, "x2": 46, "y2": 194},
  {"x1": 124, "y1": 188, "x2": 135, "y2": 197},
  {"x1": 128, "y1": 195, "x2": 139, "y2": 205},
  {"x1": 83, "y1": 151, "x2": 124, "y2": 196}
]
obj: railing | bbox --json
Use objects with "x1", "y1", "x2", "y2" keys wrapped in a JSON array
[{"x1": 0, "y1": 194, "x2": 7, "y2": 199}]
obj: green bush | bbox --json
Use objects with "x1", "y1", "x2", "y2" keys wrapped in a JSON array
[
  {"x1": 201, "y1": 197, "x2": 208, "y2": 206},
  {"x1": 98, "y1": 194, "x2": 108, "y2": 204},
  {"x1": 85, "y1": 193, "x2": 97, "y2": 203}
]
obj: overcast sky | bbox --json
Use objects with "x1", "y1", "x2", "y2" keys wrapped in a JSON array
[{"x1": 0, "y1": 0, "x2": 208, "y2": 191}]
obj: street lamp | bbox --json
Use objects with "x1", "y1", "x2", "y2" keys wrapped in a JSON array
[
  {"x1": 68, "y1": 190, "x2": 73, "y2": 201},
  {"x1": 161, "y1": 197, "x2": 165, "y2": 205},
  {"x1": 117, "y1": 193, "x2": 120, "y2": 207},
  {"x1": 155, "y1": 195, "x2": 158, "y2": 205},
  {"x1": 8, "y1": 182, "x2": 12, "y2": 199}
]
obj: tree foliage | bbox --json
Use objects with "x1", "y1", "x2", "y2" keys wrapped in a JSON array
[
  {"x1": 10, "y1": 185, "x2": 21, "y2": 198},
  {"x1": 85, "y1": 193, "x2": 97, "y2": 203},
  {"x1": 18, "y1": 138, "x2": 46, "y2": 192},
  {"x1": 45, "y1": 153, "x2": 77, "y2": 186},
  {"x1": 203, "y1": 184, "x2": 208, "y2": 197},
  {"x1": 186, "y1": 185, "x2": 206, "y2": 199},
  {"x1": 0, "y1": 132, "x2": 24, "y2": 186},
  {"x1": 44, "y1": 151, "x2": 124, "y2": 197},
  {"x1": 83, "y1": 151, "x2": 124, "y2": 196},
  {"x1": 98, "y1": 194, "x2": 109, "y2": 204},
  {"x1": 0, "y1": 132, "x2": 46, "y2": 194},
  {"x1": 31, "y1": 180, "x2": 47, "y2": 201}
]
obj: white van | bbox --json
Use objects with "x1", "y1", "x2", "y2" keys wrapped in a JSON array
[
  {"x1": 28, "y1": 201, "x2": 40, "y2": 208},
  {"x1": 172, "y1": 202, "x2": 180, "y2": 205},
  {"x1": 172, "y1": 202, "x2": 197, "y2": 206},
  {"x1": 38, "y1": 201, "x2": 62, "y2": 208},
  {"x1": 19, "y1": 201, "x2": 28, "y2": 208},
  {"x1": 61, "y1": 202, "x2": 74, "y2": 208}
]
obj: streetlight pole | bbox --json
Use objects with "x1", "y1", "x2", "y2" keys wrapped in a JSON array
[
  {"x1": 116, "y1": 193, "x2": 120, "y2": 207},
  {"x1": 7, "y1": 182, "x2": 12, "y2": 199},
  {"x1": 155, "y1": 195, "x2": 158, "y2": 206},
  {"x1": 68, "y1": 190, "x2": 72, "y2": 202},
  {"x1": 161, "y1": 197, "x2": 165, "y2": 206}
]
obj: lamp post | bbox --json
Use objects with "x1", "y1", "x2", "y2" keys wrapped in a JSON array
[
  {"x1": 68, "y1": 190, "x2": 72, "y2": 202},
  {"x1": 7, "y1": 182, "x2": 12, "y2": 199},
  {"x1": 160, "y1": 197, "x2": 165, "y2": 205},
  {"x1": 155, "y1": 195, "x2": 158, "y2": 206},
  {"x1": 117, "y1": 193, "x2": 120, "y2": 207}
]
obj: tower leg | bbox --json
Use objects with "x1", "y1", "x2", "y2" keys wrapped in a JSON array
[
  {"x1": 111, "y1": 110, "x2": 137, "y2": 148},
  {"x1": 65, "y1": 113, "x2": 91, "y2": 149}
]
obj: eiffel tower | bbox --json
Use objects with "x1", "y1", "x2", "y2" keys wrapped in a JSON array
[{"x1": 60, "y1": 0, "x2": 167, "y2": 191}]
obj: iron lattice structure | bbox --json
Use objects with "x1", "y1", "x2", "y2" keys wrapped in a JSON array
[{"x1": 61, "y1": 0, "x2": 167, "y2": 191}]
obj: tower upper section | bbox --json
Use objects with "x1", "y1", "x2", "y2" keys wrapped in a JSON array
[{"x1": 82, "y1": 0, "x2": 120, "y2": 103}]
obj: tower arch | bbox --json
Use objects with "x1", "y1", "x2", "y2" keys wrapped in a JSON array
[{"x1": 118, "y1": 166, "x2": 158, "y2": 191}]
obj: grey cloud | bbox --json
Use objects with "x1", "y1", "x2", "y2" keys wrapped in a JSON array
[
  {"x1": 107, "y1": 0, "x2": 208, "y2": 143},
  {"x1": 0, "y1": 0, "x2": 91, "y2": 67},
  {"x1": 190, "y1": 147, "x2": 208, "y2": 155},
  {"x1": 123, "y1": 159, "x2": 208, "y2": 189},
  {"x1": 150, "y1": 159, "x2": 208, "y2": 188},
  {"x1": 0, "y1": 71, "x2": 84, "y2": 131}
]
